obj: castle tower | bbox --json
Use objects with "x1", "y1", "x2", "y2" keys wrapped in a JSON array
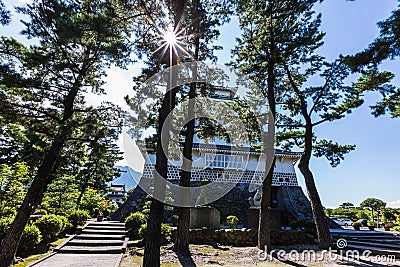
[{"x1": 135, "y1": 87, "x2": 314, "y2": 228}]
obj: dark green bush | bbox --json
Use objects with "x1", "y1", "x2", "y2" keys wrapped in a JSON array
[
  {"x1": 34, "y1": 214, "x2": 67, "y2": 240},
  {"x1": 125, "y1": 212, "x2": 146, "y2": 238},
  {"x1": 138, "y1": 223, "x2": 171, "y2": 240},
  {"x1": 68, "y1": 210, "x2": 90, "y2": 227},
  {"x1": 289, "y1": 219, "x2": 316, "y2": 234},
  {"x1": 19, "y1": 224, "x2": 42, "y2": 251},
  {"x1": 226, "y1": 215, "x2": 239, "y2": 228}
]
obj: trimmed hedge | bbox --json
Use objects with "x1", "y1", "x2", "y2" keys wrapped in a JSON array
[
  {"x1": 68, "y1": 210, "x2": 90, "y2": 227},
  {"x1": 125, "y1": 212, "x2": 146, "y2": 239},
  {"x1": 226, "y1": 215, "x2": 239, "y2": 228},
  {"x1": 19, "y1": 224, "x2": 42, "y2": 251},
  {"x1": 138, "y1": 223, "x2": 171, "y2": 240},
  {"x1": 34, "y1": 214, "x2": 67, "y2": 240}
]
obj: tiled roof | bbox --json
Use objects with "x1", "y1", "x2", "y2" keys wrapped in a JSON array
[{"x1": 192, "y1": 143, "x2": 302, "y2": 157}]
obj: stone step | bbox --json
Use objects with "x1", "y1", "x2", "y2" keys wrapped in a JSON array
[
  {"x1": 87, "y1": 222, "x2": 125, "y2": 227},
  {"x1": 330, "y1": 230, "x2": 396, "y2": 236},
  {"x1": 333, "y1": 237, "x2": 400, "y2": 245},
  {"x1": 84, "y1": 225, "x2": 126, "y2": 231},
  {"x1": 58, "y1": 246, "x2": 124, "y2": 254},
  {"x1": 332, "y1": 235, "x2": 400, "y2": 241},
  {"x1": 75, "y1": 234, "x2": 126, "y2": 240},
  {"x1": 342, "y1": 243, "x2": 400, "y2": 257},
  {"x1": 81, "y1": 229, "x2": 126, "y2": 235},
  {"x1": 344, "y1": 240, "x2": 400, "y2": 250},
  {"x1": 68, "y1": 240, "x2": 124, "y2": 246},
  {"x1": 331, "y1": 231, "x2": 399, "y2": 236}
]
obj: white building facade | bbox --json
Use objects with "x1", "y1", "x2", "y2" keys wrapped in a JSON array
[{"x1": 136, "y1": 87, "x2": 313, "y2": 227}]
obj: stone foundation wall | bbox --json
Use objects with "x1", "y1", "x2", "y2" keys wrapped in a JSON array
[
  {"x1": 112, "y1": 181, "x2": 254, "y2": 223},
  {"x1": 112, "y1": 180, "x2": 314, "y2": 229},
  {"x1": 171, "y1": 228, "x2": 315, "y2": 247}
]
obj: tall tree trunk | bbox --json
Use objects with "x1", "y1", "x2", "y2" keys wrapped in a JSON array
[
  {"x1": 258, "y1": 158, "x2": 275, "y2": 250},
  {"x1": 258, "y1": 26, "x2": 276, "y2": 250},
  {"x1": 0, "y1": 126, "x2": 69, "y2": 267},
  {"x1": 143, "y1": 3, "x2": 185, "y2": 266},
  {"x1": 143, "y1": 87, "x2": 175, "y2": 267},
  {"x1": 174, "y1": 0, "x2": 200, "y2": 255},
  {"x1": 174, "y1": 82, "x2": 197, "y2": 255},
  {"x1": 76, "y1": 176, "x2": 90, "y2": 208},
  {"x1": 284, "y1": 64, "x2": 332, "y2": 249},
  {"x1": 299, "y1": 124, "x2": 331, "y2": 249},
  {"x1": 298, "y1": 157, "x2": 331, "y2": 249},
  {"x1": 0, "y1": 71, "x2": 83, "y2": 266}
]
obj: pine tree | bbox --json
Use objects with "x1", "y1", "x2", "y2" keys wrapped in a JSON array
[
  {"x1": 0, "y1": 0, "x2": 10, "y2": 25},
  {"x1": 130, "y1": 1, "x2": 186, "y2": 266},
  {"x1": 232, "y1": 0, "x2": 326, "y2": 249},
  {"x1": 125, "y1": 0, "x2": 233, "y2": 263},
  {"x1": 0, "y1": 1, "x2": 134, "y2": 265},
  {"x1": 173, "y1": 0, "x2": 234, "y2": 256},
  {"x1": 280, "y1": 56, "x2": 393, "y2": 249},
  {"x1": 347, "y1": 3, "x2": 400, "y2": 118}
]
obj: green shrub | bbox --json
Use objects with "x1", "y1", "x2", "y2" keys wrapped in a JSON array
[
  {"x1": 98, "y1": 199, "x2": 118, "y2": 217},
  {"x1": 68, "y1": 210, "x2": 90, "y2": 227},
  {"x1": 138, "y1": 223, "x2": 147, "y2": 239},
  {"x1": 34, "y1": 214, "x2": 67, "y2": 240},
  {"x1": 161, "y1": 223, "x2": 172, "y2": 237},
  {"x1": 289, "y1": 219, "x2": 316, "y2": 234},
  {"x1": 19, "y1": 224, "x2": 42, "y2": 251},
  {"x1": 393, "y1": 226, "x2": 400, "y2": 231},
  {"x1": 0, "y1": 216, "x2": 13, "y2": 240},
  {"x1": 138, "y1": 223, "x2": 171, "y2": 240},
  {"x1": 226, "y1": 215, "x2": 239, "y2": 229},
  {"x1": 125, "y1": 212, "x2": 146, "y2": 238}
]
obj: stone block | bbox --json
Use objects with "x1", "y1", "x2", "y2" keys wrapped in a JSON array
[{"x1": 189, "y1": 207, "x2": 220, "y2": 229}]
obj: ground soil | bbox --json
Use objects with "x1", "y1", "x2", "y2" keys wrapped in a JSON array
[{"x1": 120, "y1": 244, "x2": 399, "y2": 267}]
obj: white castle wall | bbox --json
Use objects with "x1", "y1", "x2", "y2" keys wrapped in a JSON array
[{"x1": 141, "y1": 149, "x2": 299, "y2": 186}]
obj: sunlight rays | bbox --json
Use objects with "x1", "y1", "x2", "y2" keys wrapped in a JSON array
[{"x1": 153, "y1": 24, "x2": 192, "y2": 65}]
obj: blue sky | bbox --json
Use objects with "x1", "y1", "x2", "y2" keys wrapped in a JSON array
[{"x1": 3, "y1": 0, "x2": 400, "y2": 208}]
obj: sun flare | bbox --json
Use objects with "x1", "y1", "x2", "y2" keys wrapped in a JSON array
[{"x1": 163, "y1": 30, "x2": 177, "y2": 46}]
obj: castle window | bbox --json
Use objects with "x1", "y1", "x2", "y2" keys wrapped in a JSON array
[{"x1": 205, "y1": 153, "x2": 244, "y2": 170}]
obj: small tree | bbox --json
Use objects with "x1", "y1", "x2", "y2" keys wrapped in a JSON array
[{"x1": 360, "y1": 198, "x2": 386, "y2": 222}]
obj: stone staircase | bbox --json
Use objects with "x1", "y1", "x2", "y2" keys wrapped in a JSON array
[
  {"x1": 330, "y1": 229, "x2": 400, "y2": 256},
  {"x1": 55, "y1": 221, "x2": 129, "y2": 254}
]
